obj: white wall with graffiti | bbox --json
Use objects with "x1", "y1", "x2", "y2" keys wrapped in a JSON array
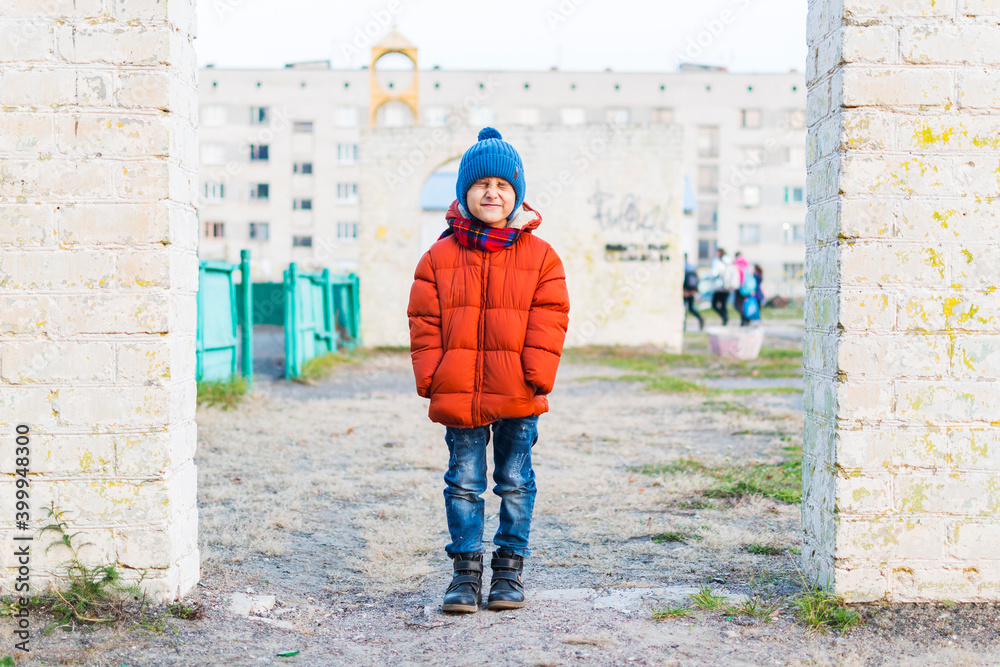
[{"x1": 358, "y1": 125, "x2": 686, "y2": 350}]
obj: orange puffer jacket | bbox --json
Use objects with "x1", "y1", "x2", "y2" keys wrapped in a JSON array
[{"x1": 407, "y1": 201, "x2": 570, "y2": 428}]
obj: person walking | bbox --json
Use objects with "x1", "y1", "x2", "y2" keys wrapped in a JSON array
[
  {"x1": 710, "y1": 247, "x2": 733, "y2": 325},
  {"x1": 683, "y1": 253, "x2": 703, "y2": 331},
  {"x1": 733, "y1": 252, "x2": 751, "y2": 326},
  {"x1": 407, "y1": 128, "x2": 571, "y2": 614}
]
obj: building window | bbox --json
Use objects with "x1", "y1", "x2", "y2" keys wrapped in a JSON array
[
  {"x1": 741, "y1": 185, "x2": 761, "y2": 207},
  {"x1": 250, "y1": 144, "x2": 269, "y2": 161},
  {"x1": 514, "y1": 107, "x2": 540, "y2": 125},
  {"x1": 782, "y1": 146, "x2": 806, "y2": 166},
  {"x1": 698, "y1": 239, "x2": 716, "y2": 262},
  {"x1": 468, "y1": 106, "x2": 495, "y2": 126},
  {"x1": 650, "y1": 107, "x2": 674, "y2": 124},
  {"x1": 201, "y1": 142, "x2": 227, "y2": 165},
  {"x1": 293, "y1": 162, "x2": 313, "y2": 175},
  {"x1": 201, "y1": 105, "x2": 227, "y2": 127},
  {"x1": 697, "y1": 165, "x2": 718, "y2": 194},
  {"x1": 784, "y1": 262, "x2": 805, "y2": 281},
  {"x1": 249, "y1": 183, "x2": 270, "y2": 201},
  {"x1": 739, "y1": 223, "x2": 761, "y2": 245},
  {"x1": 335, "y1": 106, "x2": 358, "y2": 127},
  {"x1": 697, "y1": 126, "x2": 719, "y2": 158},
  {"x1": 249, "y1": 222, "x2": 270, "y2": 241},
  {"x1": 697, "y1": 202, "x2": 718, "y2": 232},
  {"x1": 424, "y1": 106, "x2": 448, "y2": 127},
  {"x1": 784, "y1": 186, "x2": 805, "y2": 204},
  {"x1": 337, "y1": 222, "x2": 359, "y2": 239},
  {"x1": 293, "y1": 120, "x2": 314, "y2": 133},
  {"x1": 250, "y1": 106, "x2": 269, "y2": 125},
  {"x1": 337, "y1": 144, "x2": 358, "y2": 164},
  {"x1": 203, "y1": 181, "x2": 225, "y2": 202},
  {"x1": 741, "y1": 108, "x2": 762, "y2": 129},
  {"x1": 337, "y1": 183, "x2": 359, "y2": 203},
  {"x1": 783, "y1": 109, "x2": 806, "y2": 130},
  {"x1": 293, "y1": 198, "x2": 313, "y2": 210},
  {"x1": 560, "y1": 107, "x2": 586, "y2": 125},
  {"x1": 742, "y1": 146, "x2": 765, "y2": 165},
  {"x1": 203, "y1": 222, "x2": 225, "y2": 239},
  {"x1": 783, "y1": 223, "x2": 804, "y2": 243},
  {"x1": 292, "y1": 235, "x2": 313, "y2": 247},
  {"x1": 606, "y1": 108, "x2": 630, "y2": 124}
]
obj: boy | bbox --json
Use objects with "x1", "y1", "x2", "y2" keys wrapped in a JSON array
[{"x1": 407, "y1": 127, "x2": 570, "y2": 613}]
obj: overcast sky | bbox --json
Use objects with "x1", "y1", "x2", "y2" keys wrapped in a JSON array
[{"x1": 196, "y1": 0, "x2": 806, "y2": 73}]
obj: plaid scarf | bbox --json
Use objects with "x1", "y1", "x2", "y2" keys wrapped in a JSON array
[{"x1": 440, "y1": 214, "x2": 522, "y2": 252}]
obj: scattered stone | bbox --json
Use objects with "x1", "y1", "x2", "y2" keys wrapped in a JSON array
[{"x1": 230, "y1": 594, "x2": 276, "y2": 617}]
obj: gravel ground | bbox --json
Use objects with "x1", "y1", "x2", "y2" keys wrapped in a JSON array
[{"x1": 6, "y1": 334, "x2": 1000, "y2": 666}]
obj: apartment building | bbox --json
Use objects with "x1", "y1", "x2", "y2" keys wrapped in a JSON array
[{"x1": 197, "y1": 31, "x2": 806, "y2": 295}]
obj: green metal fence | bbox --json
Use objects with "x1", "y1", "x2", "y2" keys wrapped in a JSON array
[
  {"x1": 332, "y1": 272, "x2": 362, "y2": 350},
  {"x1": 196, "y1": 250, "x2": 253, "y2": 386},
  {"x1": 282, "y1": 264, "x2": 361, "y2": 379}
]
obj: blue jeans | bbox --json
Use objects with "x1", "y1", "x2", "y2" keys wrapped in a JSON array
[{"x1": 443, "y1": 415, "x2": 539, "y2": 558}]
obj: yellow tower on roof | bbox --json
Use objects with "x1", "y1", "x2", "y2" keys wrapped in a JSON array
[{"x1": 370, "y1": 29, "x2": 419, "y2": 128}]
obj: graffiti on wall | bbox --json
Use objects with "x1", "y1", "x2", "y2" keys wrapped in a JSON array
[{"x1": 588, "y1": 181, "x2": 673, "y2": 261}]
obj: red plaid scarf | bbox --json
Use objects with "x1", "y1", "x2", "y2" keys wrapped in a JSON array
[{"x1": 440, "y1": 204, "x2": 522, "y2": 252}]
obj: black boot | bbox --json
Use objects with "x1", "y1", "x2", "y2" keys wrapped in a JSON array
[
  {"x1": 442, "y1": 552, "x2": 483, "y2": 613},
  {"x1": 487, "y1": 549, "x2": 524, "y2": 610}
]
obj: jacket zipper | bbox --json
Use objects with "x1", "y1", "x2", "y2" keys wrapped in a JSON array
[{"x1": 473, "y1": 249, "x2": 489, "y2": 425}]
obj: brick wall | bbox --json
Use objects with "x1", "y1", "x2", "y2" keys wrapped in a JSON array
[
  {"x1": 0, "y1": 0, "x2": 199, "y2": 602},
  {"x1": 805, "y1": 0, "x2": 1000, "y2": 602}
]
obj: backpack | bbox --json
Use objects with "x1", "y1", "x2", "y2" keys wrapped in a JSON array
[
  {"x1": 723, "y1": 263, "x2": 741, "y2": 291},
  {"x1": 683, "y1": 269, "x2": 700, "y2": 291},
  {"x1": 739, "y1": 272, "x2": 757, "y2": 297}
]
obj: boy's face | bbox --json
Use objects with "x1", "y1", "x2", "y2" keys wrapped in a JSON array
[{"x1": 466, "y1": 177, "x2": 515, "y2": 227}]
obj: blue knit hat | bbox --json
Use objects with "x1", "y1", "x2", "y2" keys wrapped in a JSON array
[{"x1": 456, "y1": 127, "x2": 525, "y2": 221}]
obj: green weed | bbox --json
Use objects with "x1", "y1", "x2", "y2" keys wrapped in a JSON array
[
  {"x1": 632, "y1": 446, "x2": 803, "y2": 504},
  {"x1": 746, "y1": 544, "x2": 784, "y2": 556},
  {"x1": 726, "y1": 595, "x2": 781, "y2": 623},
  {"x1": 35, "y1": 503, "x2": 149, "y2": 634},
  {"x1": 651, "y1": 604, "x2": 694, "y2": 621},
  {"x1": 651, "y1": 531, "x2": 702, "y2": 544},
  {"x1": 792, "y1": 588, "x2": 862, "y2": 634},
  {"x1": 298, "y1": 351, "x2": 357, "y2": 382},
  {"x1": 689, "y1": 584, "x2": 729, "y2": 610},
  {"x1": 196, "y1": 375, "x2": 249, "y2": 410}
]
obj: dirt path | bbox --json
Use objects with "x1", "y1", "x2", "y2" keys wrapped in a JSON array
[{"x1": 10, "y1": 338, "x2": 1000, "y2": 666}]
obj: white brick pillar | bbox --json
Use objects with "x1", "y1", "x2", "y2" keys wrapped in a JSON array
[
  {"x1": 805, "y1": 0, "x2": 1000, "y2": 602},
  {"x1": 0, "y1": 0, "x2": 200, "y2": 602}
]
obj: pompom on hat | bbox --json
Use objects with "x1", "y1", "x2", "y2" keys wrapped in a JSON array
[{"x1": 455, "y1": 127, "x2": 526, "y2": 221}]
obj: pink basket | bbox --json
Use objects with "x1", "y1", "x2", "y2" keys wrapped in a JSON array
[{"x1": 705, "y1": 326, "x2": 764, "y2": 360}]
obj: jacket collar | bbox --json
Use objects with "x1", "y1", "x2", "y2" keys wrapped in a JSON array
[{"x1": 448, "y1": 199, "x2": 542, "y2": 234}]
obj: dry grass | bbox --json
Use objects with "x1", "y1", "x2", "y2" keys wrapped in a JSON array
[{"x1": 195, "y1": 345, "x2": 804, "y2": 598}]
